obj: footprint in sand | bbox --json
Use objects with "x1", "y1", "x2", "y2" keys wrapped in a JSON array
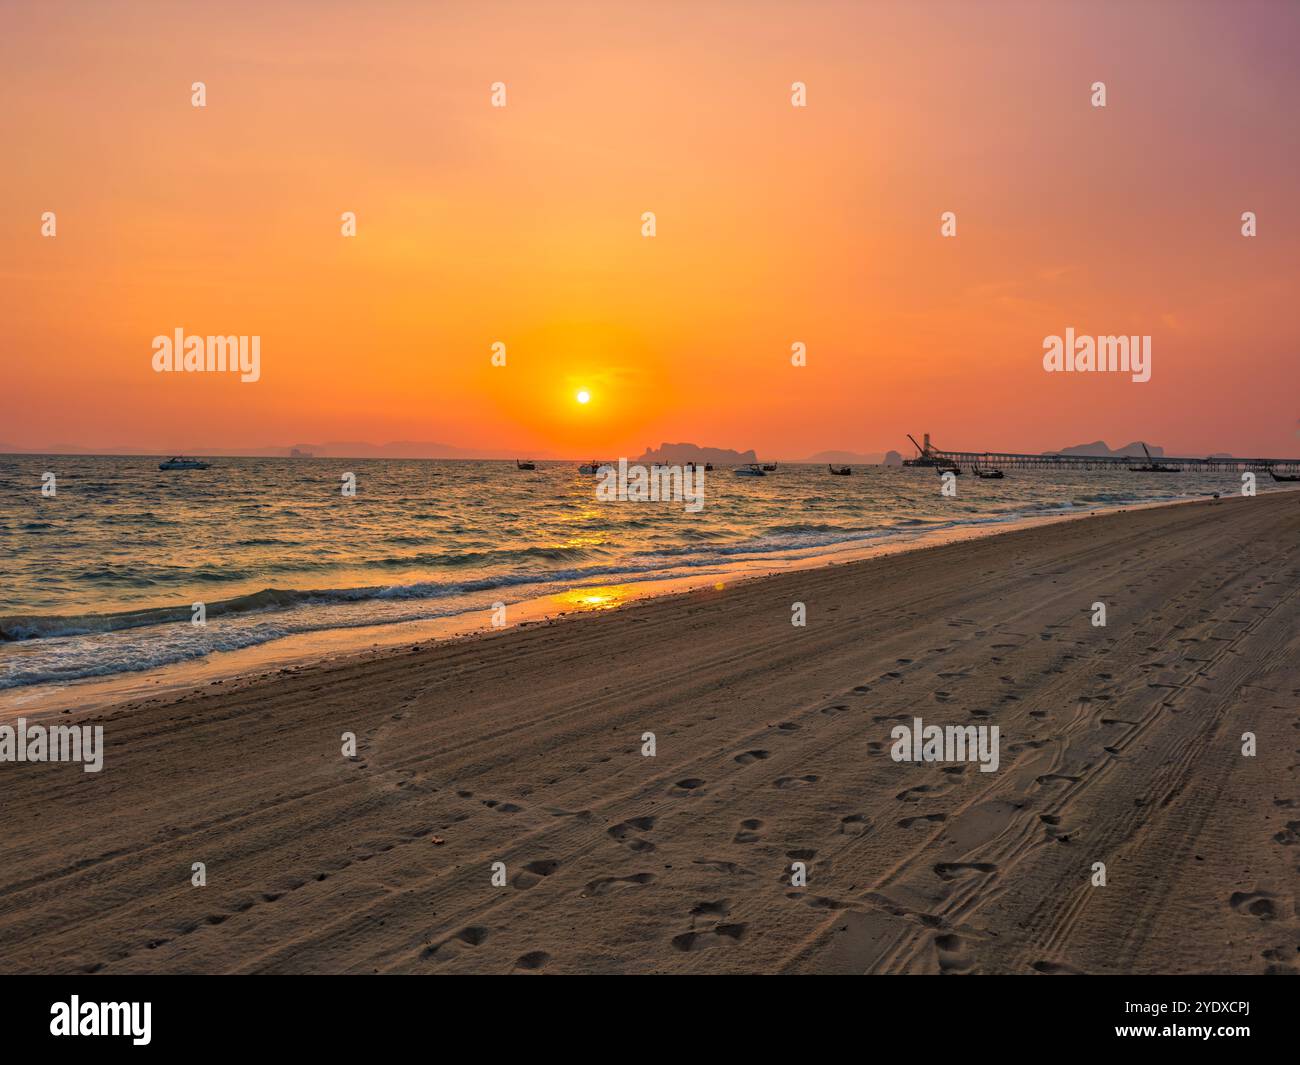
[
  {"x1": 422, "y1": 925, "x2": 489, "y2": 959},
  {"x1": 1031, "y1": 959, "x2": 1085, "y2": 974},
  {"x1": 934, "y1": 861, "x2": 998, "y2": 882},
  {"x1": 608, "y1": 817, "x2": 657, "y2": 853},
  {"x1": 1272, "y1": 822, "x2": 1300, "y2": 846},
  {"x1": 1038, "y1": 814, "x2": 1075, "y2": 842},
  {"x1": 584, "y1": 872, "x2": 657, "y2": 896},
  {"x1": 934, "y1": 933, "x2": 974, "y2": 973},
  {"x1": 1229, "y1": 891, "x2": 1281, "y2": 920},
  {"x1": 689, "y1": 898, "x2": 730, "y2": 920},
  {"x1": 896, "y1": 782, "x2": 953, "y2": 803},
  {"x1": 513, "y1": 951, "x2": 550, "y2": 972},
  {"x1": 733, "y1": 818, "x2": 764, "y2": 844},
  {"x1": 512, "y1": 860, "x2": 560, "y2": 890},
  {"x1": 673, "y1": 778, "x2": 706, "y2": 792},
  {"x1": 774, "y1": 775, "x2": 819, "y2": 790},
  {"x1": 840, "y1": 814, "x2": 872, "y2": 836},
  {"x1": 734, "y1": 750, "x2": 770, "y2": 766},
  {"x1": 671, "y1": 924, "x2": 747, "y2": 952}
]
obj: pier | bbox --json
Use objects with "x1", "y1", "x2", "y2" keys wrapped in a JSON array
[{"x1": 902, "y1": 434, "x2": 1300, "y2": 473}]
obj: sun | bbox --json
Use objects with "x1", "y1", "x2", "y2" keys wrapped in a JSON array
[{"x1": 575, "y1": 389, "x2": 591, "y2": 405}]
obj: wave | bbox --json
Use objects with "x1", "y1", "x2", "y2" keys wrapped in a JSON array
[
  {"x1": 0, "y1": 510, "x2": 1067, "y2": 644},
  {"x1": 3, "y1": 529, "x2": 892, "y2": 644},
  {"x1": 1, "y1": 565, "x2": 684, "y2": 643},
  {"x1": 3, "y1": 462, "x2": 1231, "y2": 690}
]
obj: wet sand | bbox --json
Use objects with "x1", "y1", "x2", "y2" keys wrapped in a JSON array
[{"x1": 1, "y1": 491, "x2": 1296, "y2": 974}]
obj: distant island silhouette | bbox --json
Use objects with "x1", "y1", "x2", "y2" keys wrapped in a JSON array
[{"x1": 636, "y1": 443, "x2": 758, "y2": 465}]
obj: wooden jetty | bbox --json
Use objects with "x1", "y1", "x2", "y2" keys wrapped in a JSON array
[{"x1": 902, "y1": 434, "x2": 1300, "y2": 474}]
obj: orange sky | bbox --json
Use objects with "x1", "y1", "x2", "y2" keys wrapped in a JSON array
[{"x1": 2, "y1": 0, "x2": 1297, "y2": 459}]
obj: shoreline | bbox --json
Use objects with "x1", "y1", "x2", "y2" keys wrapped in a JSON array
[
  {"x1": 1, "y1": 490, "x2": 1295, "y2": 973},
  {"x1": 4, "y1": 487, "x2": 1273, "y2": 720}
]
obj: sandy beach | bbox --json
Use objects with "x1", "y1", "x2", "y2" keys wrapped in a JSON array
[{"x1": 1, "y1": 491, "x2": 1296, "y2": 975}]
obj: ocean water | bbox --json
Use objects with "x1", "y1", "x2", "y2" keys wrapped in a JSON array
[{"x1": 0, "y1": 454, "x2": 1276, "y2": 691}]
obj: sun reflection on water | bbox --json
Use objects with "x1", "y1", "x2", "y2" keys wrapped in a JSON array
[{"x1": 552, "y1": 586, "x2": 627, "y2": 611}]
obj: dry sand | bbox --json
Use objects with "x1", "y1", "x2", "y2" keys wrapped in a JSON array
[{"x1": 1, "y1": 492, "x2": 1297, "y2": 974}]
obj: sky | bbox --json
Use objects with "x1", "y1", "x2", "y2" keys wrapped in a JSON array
[{"x1": 2, "y1": 0, "x2": 1297, "y2": 459}]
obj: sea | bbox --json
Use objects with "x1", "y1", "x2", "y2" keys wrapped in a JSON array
[{"x1": 0, "y1": 454, "x2": 1280, "y2": 699}]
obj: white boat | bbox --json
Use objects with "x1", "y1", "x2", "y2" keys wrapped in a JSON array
[
  {"x1": 733, "y1": 463, "x2": 766, "y2": 477},
  {"x1": 159, "y1": 456, "x2": 210, "y2": 470}
]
